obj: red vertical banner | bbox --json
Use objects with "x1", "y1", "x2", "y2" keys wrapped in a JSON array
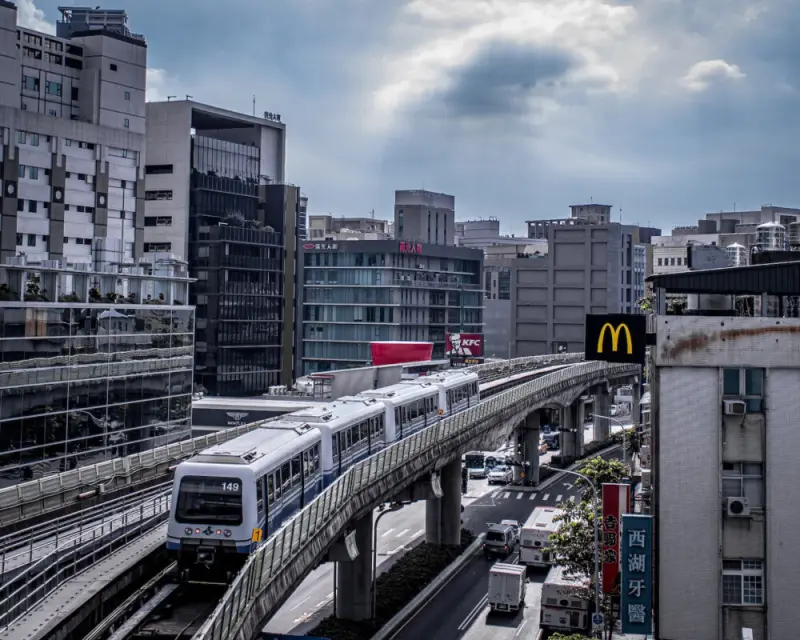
[{"x1": 601, "y1": 483, "x2": 631, "y2": 593}]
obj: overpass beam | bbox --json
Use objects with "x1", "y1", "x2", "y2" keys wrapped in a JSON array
[
  {"x1": 425, "y1": 459, "x2": 462, "y2": 546},
  {"x1": 335, "y1": 510, "x2": 373, "y2": 621},
  {"x1": 593, "y1": 390, "x2": 611, "y2": 441}
]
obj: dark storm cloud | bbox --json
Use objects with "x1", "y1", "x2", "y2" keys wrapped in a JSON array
[{"x1": 436, "y1": 42, "x2": 576, "y2": 118}]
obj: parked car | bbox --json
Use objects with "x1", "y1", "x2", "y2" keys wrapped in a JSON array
[{"x1": 488, "y1": 465, "x2": 513, "y2": 485}]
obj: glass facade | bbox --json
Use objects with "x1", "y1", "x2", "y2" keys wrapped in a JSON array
[
  {"x1": 302, "y1": 246, "x2": 483, "y2": 373},
  {"x1": 189, "y1": 135, "x2": 287, "y2": 396},
  {"x1": 0, "y1": 303, "x2": 194, "y2": 487}
]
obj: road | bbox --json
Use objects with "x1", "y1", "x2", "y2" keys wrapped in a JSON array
[{"x1": 264, "y1": 420, "x2": 629, "y2": 635}]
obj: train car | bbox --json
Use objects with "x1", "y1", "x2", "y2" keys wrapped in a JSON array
[
  {"x1": 167, "y1": 422, "x2": 323, "y2": 581},
  {"x1": 355, "y1": 380, "x2": 441, "y2": 441},
  {"x1": 403, "y1": 369, "x2": 480, "y2": 416},
  {"x1": 279, "y1": 398, "x2": 388, "y2": 485}
]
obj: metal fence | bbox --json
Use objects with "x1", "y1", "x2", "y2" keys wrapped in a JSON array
[
  {"x1": 0, "y1": 489, "x2": 170, "y2": 631},
  {"x1": 0, "y1": 353, "x2": 585, "y2": 514},
  {"x1": 193, "y1": 359, "x2": 637, "y2": 640}
]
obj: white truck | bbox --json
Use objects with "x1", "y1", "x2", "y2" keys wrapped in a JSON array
[
  {"x1": 539, "y1": 565, "x2": 592, "y2": 635},
  {"x1": 487, "y1": 562, "x2": 527, "y2": 613},
  {"x1": 519, "y1": 506, "x2": 564, "y2": 567}
]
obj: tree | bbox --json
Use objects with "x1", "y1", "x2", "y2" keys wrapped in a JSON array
[
  {"x1": 550, "y1": 634, "x2": 591, "y2": 640},
  {"x1": 572, "y1": 457, "x2": 628, "y2": 502}
]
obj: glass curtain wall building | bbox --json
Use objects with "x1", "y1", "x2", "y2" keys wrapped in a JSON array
[
  {"x1": 299, "y1": 240, "x2": 484, "y2": 373},
  {"x1": 190, "y1": 136, "x2": 286, "y2": 396},
  {"x1": 0, "y1": 260, "x2": 194, "y2": 486}
]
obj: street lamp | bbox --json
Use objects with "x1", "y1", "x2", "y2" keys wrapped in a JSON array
[
  {"x1": 372, "y1": 501, "x2": 405, "y2": 619},
  {"x1": 558, "y1": 468, "x2": 602, "y2": 637},
  {"x1": 594, "y1": 413, "x2": 628, "y2": 469}
]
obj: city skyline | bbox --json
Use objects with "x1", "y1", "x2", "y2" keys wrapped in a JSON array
[{"x1": 20, "y1": 0, "x2": 800, "y2": 233}]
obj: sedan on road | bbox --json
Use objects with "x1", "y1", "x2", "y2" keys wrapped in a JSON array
[{"x1": 487, "y1": 465, "x2": 513, "y2": 485}]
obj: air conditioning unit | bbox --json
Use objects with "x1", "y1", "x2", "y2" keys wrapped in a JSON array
[
  {"x1": 726, "y1": 497, "x2": 751, "y2": 518},
  {"x1": 723, "y1": 399, "x2": 747, "y2": 415}
]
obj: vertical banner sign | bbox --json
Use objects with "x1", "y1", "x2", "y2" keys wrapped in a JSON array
[
  {"x1": 620, "y1": 514, "x2": 653, "y2": 634},
  {"x1": 602, "y1": 483, "x2": 631, "y2": 593}
]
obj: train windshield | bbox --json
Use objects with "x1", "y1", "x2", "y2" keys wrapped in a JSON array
[{"x1": 175, "y1": 476, "x2": 243, "y2": 526}]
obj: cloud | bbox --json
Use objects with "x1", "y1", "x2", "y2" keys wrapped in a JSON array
[
  {"x1": 146, "y1": 68, "x2": 179, "y2": 103},
  {"x1": 682, "y1": 59, "x2": 746, "y2": 92},
  {"x1": 16, "y1": 0, "x2": 54, "y2": 34}
]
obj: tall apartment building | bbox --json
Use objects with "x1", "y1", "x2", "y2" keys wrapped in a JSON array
[
  {"x1": 512, "y1": 218, "x2": 649, "y2": 356},
  {"x1": 394, "y1": 189, "x2": 454, "y2": 245},
  {"x1": 298, "y1": 194, "x2": 307, "y2": 240},
  {"x1": 144, "y1": 100, "x2": 297, "y2": 396},
  {"x1": 307, "y1": 214, "x2": 391, "y2": 241},
  {"x1": 298, "y1": 240, "x2": 483, "y2": 373},
  {"x1": 0, "y1": 3, "x2": 147, "y2": 265}
]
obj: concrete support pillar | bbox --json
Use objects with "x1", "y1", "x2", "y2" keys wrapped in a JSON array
[
  {"x1": 632, "y1": 378, "x2": 641, "y2": 429},
  {"x1": 512, "y1": 429, "x2": 524, "y2": 484},
  {"x1": 522, "y1": 411, "x2": 540, "y2": 486},
  {"x1": 560, "y1": 400, "x2": 585, "y2": 461},
  {"x1": 425, "y1": 458, "x2": 462, "y2": 546},
  {"x1": 335, "y1": 510, "x2": 373, "y2": 621},
  {"x1": 593, "y1": 391, "x2": 611, "y2": 441}
]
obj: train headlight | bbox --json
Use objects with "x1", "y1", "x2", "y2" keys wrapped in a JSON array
[
  {"x1": 223, "y1": 529, "x2": 232, "y2": 538},
  {"x1": 185, "y1": 527, "x2": 193, "y2": 535}
]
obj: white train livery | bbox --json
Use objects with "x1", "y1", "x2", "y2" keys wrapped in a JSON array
[{"x1": 167, "y1": 369, "x2": 479, "y2": 580}]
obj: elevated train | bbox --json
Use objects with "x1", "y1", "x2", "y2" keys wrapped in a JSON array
[{"x1": 167, "y1": 369, "x2": 480, "y2": 580}]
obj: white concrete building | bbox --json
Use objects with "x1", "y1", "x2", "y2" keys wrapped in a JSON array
[
  {"x1": 655, "y1": 315, "x2": 800, "y2": 640},
  {"x1": 0, "y1": 2, "x2": 146, "y2": 265}
]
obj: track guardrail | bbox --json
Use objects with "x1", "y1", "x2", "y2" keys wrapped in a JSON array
[{"x1": 194, "y1": 359, "x2": 638, "y2": 640}]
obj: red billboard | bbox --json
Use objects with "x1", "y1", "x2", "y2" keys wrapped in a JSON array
[
  {"x1": 370, "y1": 342, "x2": 433, "y2": 366},
  {"x1": 602, "y1": 483, "x2": 631, "y2": 593},
  {"x1": 445, "y1": 333, "x2": 483, "y2": 358}
]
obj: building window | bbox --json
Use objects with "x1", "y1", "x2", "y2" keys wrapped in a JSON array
[
  {"x1": 722, "y1": 560, "x2": 764, "y2": 605},
  {"x1": 45, "y1": 81, "x2": 62, "y2": 96},
  {"x1": 110, "y1": 63, "x2": 117, "y2": 71},
  {"x1": 145, "y1": 164, "x2": 173, "y2": 175},
  {"x1": 144, "y1": 216, "x2": 173, "y2": 227},
  {"x1": 124, "y1": 90, "x2": 131, "y2": 100},
  {"x1": 722, "y1": 463, "x2": 763, "y2": 505},
  {"x1": 722, "y1": 368, "x2": 764, "y2": 412},
  {"x1": 16, "y1": 199, "x2": 23, "y2": 212},
  {"x1": 143, "y1": 242, "x2": 172, "y2": 252},
  {"x1": 22, "y1": 75, "x2": 39, "y2": 91},
  {"x1": 145, "y1": 190, "x2": 173, "y2": 201},
  {"x1": 123, "y1": 118, "x2": 130, "y2": 129},
  {"x1": 26, "y1": 234, "x2": 35, "y2": 247},
  {"x1": 28, "y1": 200, "x2": 37, "y2": 213}
]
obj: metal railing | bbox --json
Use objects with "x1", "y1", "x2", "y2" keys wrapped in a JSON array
[
  {"x1": 0, "y1": 353, "x2": 585, "y2": 515},
  {"x1": 0, "y1": 490, "x2": 171, "y2": 631},
  {"x1": 0, "y1": 481, "x2": 171, "y2": 579},
  {"x1": 193, "y1": 359, "x2": 638, "y2": 640}
]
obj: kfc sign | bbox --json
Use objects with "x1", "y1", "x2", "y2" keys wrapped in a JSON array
[
  {"x1": 303, "y1": 242, "x2": 338, "y2": 251},
  {"x1": 446, "y1": 333, "x2": 483, "y2": 357},
  {"x1": 399, "y1": 241, "x2": 422, "y2": 254}
]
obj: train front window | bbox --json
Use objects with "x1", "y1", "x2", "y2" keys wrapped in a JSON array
[{"x1": 175, "y1": 476, "x2": 243, "y2": 525}]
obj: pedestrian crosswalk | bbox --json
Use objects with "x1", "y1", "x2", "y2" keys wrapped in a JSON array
[{"x1": 488, "y1": 488, "x2": 580, "y2": 504}]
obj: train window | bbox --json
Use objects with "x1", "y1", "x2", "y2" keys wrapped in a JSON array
[
  {"x1": 394, "y1": 407, "x2": 401, "y2": 427},
  {"x1": 303, "y1": 450, "x2": 310, "y2": 478},
  {"x1": 281, "y1": 462, "x2": 291, "y2": 492},
  {"x1": 311, "y1": 444, "x2": 320, "y2": 474},
  {"x1": 175, "y1": 476, "x2": 243, "y2": 525},
  {"x1": 267, "y1": 474, "x2": 275, "y2": 504},
  {"x1": 273, "y1": 470, "x2": 282, "y2": 500},
  {"x1": 291, "y1": 456, "x2": 302, "y2": 483},
  {"x1": 257, "y1": 478, "x2": 264, "y2": 512},
  {"x1": 332, "y1": 434, "x2": 339, "y2": 461}
]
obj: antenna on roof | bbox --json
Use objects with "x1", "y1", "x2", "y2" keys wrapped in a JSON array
[{"x1": 253, "y1": 94, "x2": 256, "y2": 117}]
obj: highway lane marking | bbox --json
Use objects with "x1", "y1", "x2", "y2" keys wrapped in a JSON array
[
  {"x1": 412, "y1": 529, "x2": 424, "y2": 539},
  {"x1": 564, "y1": 482, "x2": 573, "y2": 489},
  {"x1": 569, "y1": 496, "x2": 576, "y2": 503},
  {"x1": 515, "y1": 618, "x2": 529, "y2": 637},
  {"x1": 381, "y1": 528, "x2": 395, "y2": 538},
  {"x1": 289, "y1": 595, "x2": 310, "y2": 611},
  {"x1": 542, "y1": 493, "x2": 550, "y2": 501},
  {"x1": 397, "y1": 528, "x2": 409, "y2": 537},
  {"x1": 458, "y1": 594, "x2": 488, "y2": 631},
  {"x1": 529, "y1": 493, "x2": 537, "y2": 500},
  {"x1": 556, "y1": 494, "x2": 563, "y2": 502},
  {"x1": 516, "y1": 492, "x2": 523, "y2": 500},
  {"x1": 502, "y1": 492, "x2": 510, "y2": 499}
]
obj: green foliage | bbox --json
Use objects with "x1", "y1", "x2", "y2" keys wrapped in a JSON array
[
  {"x1": 550, "y1": 633, "x2": 591, "y2": 640},
  {"x1": 573, "y1": 456, "x2": 628, "y2": 501},
  {"x1": 550, "y1": 499, "x2": 597, "y2": 581},
  {"x1": 308, "y1": 529, "x2": 476, "y2": 640},
  {"x1": 635, "y1": 296, "x2": 653, "y2": 312}
]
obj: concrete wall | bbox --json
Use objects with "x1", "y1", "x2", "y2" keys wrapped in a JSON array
[{"x1": 483, "y1": 298, "x2": 512, "y2": 358}]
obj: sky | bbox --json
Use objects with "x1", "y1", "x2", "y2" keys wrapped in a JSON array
[{"x1": 20, "y1": 0, "x2": 800, "y2": 235}]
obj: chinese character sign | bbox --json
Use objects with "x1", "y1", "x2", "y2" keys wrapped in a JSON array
[
  {"x1": 620, "y1": 513, "x2": 653, "y2": 634},
  {"x1": 602, "y1": 483, "x2": 631, "y2": 593}
]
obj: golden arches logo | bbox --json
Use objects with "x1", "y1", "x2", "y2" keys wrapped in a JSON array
[{"x1": 597, "y1": 323, "x2": 633, "y2": 354}]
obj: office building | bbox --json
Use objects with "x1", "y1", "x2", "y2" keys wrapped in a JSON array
[
  {"x1": 56, "y1": 6, "x2": 144, "y2": 40},
  {"x1": 394, "y1": 190, "x2": 455, "y2": 245},
  {"x1": 298, "y1": 194, "x2": 308, "y2": 240},
  {"x1": 0, "y1": 256, "x2": 194, "y2": 486},
  {"x1": 455, "y1": 217, "x2": 528, "y2": 249},
  {"x1": 144, "y1": 100, "x2": 296, "y2": 395},
  {"x1": 649, "y1": 262, "x2": 800, "y2": 640},
  {"x1": 0, "y1": 3, "x2": 147, "y2": 266},
  {"x1": 299, "y1": 240, "x2": 483, "y2": 373}
]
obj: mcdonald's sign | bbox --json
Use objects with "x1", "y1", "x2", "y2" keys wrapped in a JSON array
[{"x1": 584, "y1": 314, "x2": 646, "y2": 364}]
